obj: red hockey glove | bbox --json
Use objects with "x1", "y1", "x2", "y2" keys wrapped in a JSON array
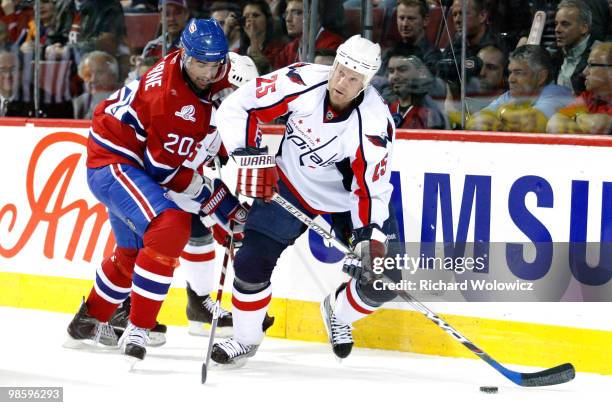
[{"x1": 232, "y1": 147, "x2": 279, "y2": 202}]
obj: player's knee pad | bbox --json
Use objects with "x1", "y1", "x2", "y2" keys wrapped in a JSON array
[
  {"x1": 233, "y1": 230, "x2": 287, "y2": 284},
  {"x1": 113, "y1": 247, "x2": 138, "y2": 279},
  {"x1": 144, "y1": 208, "x2": 192, "y2": 258},
  {"x1": 188, "y1": 232, "x2": 213, "y2": 247},
  {"x1": 234, "y1": 276, "x2": 271, "y2": 293},
  {"x1": 189, "y1": 212, "x2": 212, "y2": 244}
]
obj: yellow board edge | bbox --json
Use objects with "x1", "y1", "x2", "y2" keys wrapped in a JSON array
[{"x1": 1, "y1": 272, "x2": 610, "y2": 375}]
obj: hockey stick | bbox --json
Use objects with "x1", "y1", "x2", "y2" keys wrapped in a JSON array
[
  {"x1": 201, "y1": 157, "x2": 234, "y2": 384},
  {"x1": 270, "y1": 193, "x2": 575, "y2": 387},
  {"x1": 201, "y1": 219, "x2": 236, "y2": 384}
]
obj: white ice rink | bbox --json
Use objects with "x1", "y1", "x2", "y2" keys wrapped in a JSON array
[{"x1": 0, "y1": 307, "x2": 610, "y2": 408}]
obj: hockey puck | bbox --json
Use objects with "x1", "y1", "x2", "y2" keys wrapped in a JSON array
[{"x1": 479, "y1": 386, "x2": 498, "y2": 393}]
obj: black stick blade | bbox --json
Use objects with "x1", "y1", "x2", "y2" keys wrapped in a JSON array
[{"x1": 520, "y1": 363, "x2": 575, "y2": 387}]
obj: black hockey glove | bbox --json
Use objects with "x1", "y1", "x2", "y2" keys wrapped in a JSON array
[{"x1": 342, "y1": 224, "x2": 388, "y2": 282}]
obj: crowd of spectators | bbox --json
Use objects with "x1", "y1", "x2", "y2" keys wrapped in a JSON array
[{"x1": 0, "y1": 0, "x2": 609, "y2": 133}]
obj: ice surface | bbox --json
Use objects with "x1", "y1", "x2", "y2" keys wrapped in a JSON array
[{"x1": 0, "y1": 307, "x2": 609, "y2": 408}]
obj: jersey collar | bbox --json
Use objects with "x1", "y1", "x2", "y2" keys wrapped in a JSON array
[{"x1": 323, "y1": 90, "x2": 364, "y2": 123}]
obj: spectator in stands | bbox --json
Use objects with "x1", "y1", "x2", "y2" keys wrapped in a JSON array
[
  {"x1": 552, "y1": 0, "x2": 597, "y2": 95},
  {"x1": 124, "y1": 55, "x2": 156, "y2": 84},
  {"x1": 49, "y1": 0, "x2": 128, "y2": 76},
  {"x1": 18, "y1": 0, "x2": 58, "y2": 56},
  {"x1": 467, "y1": 45, "x2": 573, "y2": 132},
  {"x1": 485, "y1": 0, "x2": 532, "y2": 51},
  {"x1": 1, "y1": 0, "x2": 33, "y2": 45},
  {"x1": 237, "y1": 0, "x2": 285, "y2": 74},
  {"x1": 547, "y1": 41, "x2": 611, "y2": 134},
  {"x1": 444, "y1": 0, "x2": 504, "y2": 60},
  {"x1": 73, "y1": 50, "x2": 119, "y2": 119},
  {"x1": 443, "y1": 44, "x2": 508, "y2": 127},
  {"x1": 388, "y1": 0, "x2": 441, "y2": 71},
  {"x1": 313, "y1": 48, "x2": 335, "y2": 65},
  {"x1": 472, "y1": 44, "x2": 507, "y2": 108},
  {"x1": 0, "y1": 20, "x2": 9, "y2": 51},
  {"x1": 388, "y1": 52, "x2": 448, "y2": 129},
  {"x1": 0, "y1": 49, "x2": 16, "y2": 116},
  {"x1": 142, "y1": 0, "x2": 189, "y2": 59},
  {"x1": 210, "y1": 2, "x2": 242, "y2": 52},
  {"x1": 271, "y1": 0, "x2": 343, "y2": 69},
  {"x1": 531, "y1": 0, "x2": 609, "y2": 50}
]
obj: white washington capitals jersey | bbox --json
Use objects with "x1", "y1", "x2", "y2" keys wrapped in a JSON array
[{"x1": 216, "y1": 63, "x2": 395, "y2": 229}]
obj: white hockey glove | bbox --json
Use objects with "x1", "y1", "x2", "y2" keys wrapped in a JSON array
[{"x1": 342, "y1": 224, "x2": 388, "y2": 282}]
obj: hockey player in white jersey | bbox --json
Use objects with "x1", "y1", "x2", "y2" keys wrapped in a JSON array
[{"x1": 211, "y1": 35, "x2": 402, "y2": 364}]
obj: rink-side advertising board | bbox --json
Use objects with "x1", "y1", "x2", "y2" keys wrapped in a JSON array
[{"x1": 1, "y1": 120, "x2": 611, "y2": 374}]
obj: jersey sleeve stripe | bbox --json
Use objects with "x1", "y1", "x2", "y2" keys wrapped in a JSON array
[
  {"x1": 351, "y1": 109, "x2": 372, "y2": 226},
  {"x1": 90, "y1": 128, "x2": 144, "y2": 167}
]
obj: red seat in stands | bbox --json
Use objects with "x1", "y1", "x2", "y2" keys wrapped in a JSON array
[
  {"x1": 124, "y1": 13, "x2": 161, "y2": 51},
  {"x1": 344, "y1": 7, "x2": 385, "y2": 43}
]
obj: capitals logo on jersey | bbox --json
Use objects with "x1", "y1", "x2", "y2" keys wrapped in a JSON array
[
  {"x1": 286, "y1": 65, "x2": 307, "y2": 86},
  {"x1": 365, "y1": 120, "x2": 394, "y2": 148}
]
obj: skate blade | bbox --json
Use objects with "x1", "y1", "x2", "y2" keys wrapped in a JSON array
[
  {"x1": 123, "y1": 355, "x2": 144, "y2": 371},
  {"x1": 62, "y1": 335, "x2": 118, "y2": 351},
  {"x1": 211, "y1": 358, "x2": 249, "y2": 370},
  {"x1": 188, "y1": 321, "x2": 233, "y2": 338},
  {"x1": 148, "y1": 332, "x2": 166, "y2": 347}
]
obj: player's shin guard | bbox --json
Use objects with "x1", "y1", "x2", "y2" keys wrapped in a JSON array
[{"x1": 86, "y1": 247, "x2": 136, "y2": 322}]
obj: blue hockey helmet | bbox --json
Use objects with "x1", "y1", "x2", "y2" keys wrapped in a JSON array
[{"x1": 180, "y1": 18, "x2": 229, "y2": 63}]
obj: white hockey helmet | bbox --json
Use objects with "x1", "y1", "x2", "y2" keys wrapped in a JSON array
[
  {"x1": 228, "y1": 52, "x2": 259, "y2": 88},
  {"x1": 333, "y1": 35, "x2": 382, "y2": 87}
]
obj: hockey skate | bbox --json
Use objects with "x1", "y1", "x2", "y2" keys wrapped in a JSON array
[
  {"x1": 210, "y1": 338, "x2": 259, "y2": 366},
  {"x1": 186, "y1": 283, "x2": 233, "y2": 336},
  {"x1": 320, "y1": 293, "x2": 354, "y2": 359},
  {"x1": 109, "y1": 297, "x2": 167, "y2": 347},
  {"x1": 64, "y1": 298, "x2": 118, "y2": 349},
  {"x1": 186, "y1": 283, "x2": 276, "y2": 336},
  {"x1": 118, "y1": 322, "x2": 150, "y2": 361}
]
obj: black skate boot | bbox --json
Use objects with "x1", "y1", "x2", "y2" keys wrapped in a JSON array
[
  {"x1": 118, "y1": 322, "x2": 150, "y2": 361},
  {"x1": 186, "y1": 283, "x2": 233, "y2": 336},
  {"x1": 109, "y1": 296, "x2": 167, "y2": 347},
  {"x1": 320, "y1": 292, "x2": 354, "y2": 359},
  {"x1": 186, "y1": 284, "x2": 276, "y2": 336},
  {"x1": 64, "y1": 298, "x2": 118, "y2": 349},
  {"x1": 211, "y1": 338, "x2": 259, "y2": 365}
]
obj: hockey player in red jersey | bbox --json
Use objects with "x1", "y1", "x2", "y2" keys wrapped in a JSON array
[
  {"x1": 107, "y1": 51, "x2": 265, "y2": 343},
  {"x1": 64, "y1": 19, "x2": 249, "y2": 361},
  {"x1": 210, "y1": 35, "x2": 402, "y2": 365}
]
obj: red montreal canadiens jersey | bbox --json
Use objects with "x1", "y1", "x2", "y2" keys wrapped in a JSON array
[
  {"x1": 216, "y1": 63, "x2": 395, "y2": 229},
  {"x1": 86, "y1": 50, "x2": 232, "y2": 192}
]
